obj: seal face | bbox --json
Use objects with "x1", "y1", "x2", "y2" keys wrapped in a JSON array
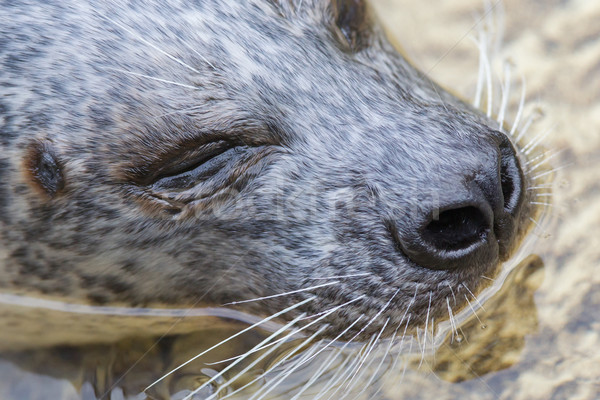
[{"x1": 0, "y1": 0, "x2": 534, "y2": 339}]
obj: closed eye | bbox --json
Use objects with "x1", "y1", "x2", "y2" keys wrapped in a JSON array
[{"x1": 150, "y1": 140, "x2": 242, "y2": 191}]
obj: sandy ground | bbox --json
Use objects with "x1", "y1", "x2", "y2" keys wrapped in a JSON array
[{"x1": 372, "y1": 0, "x2": 600, "y2": 398}]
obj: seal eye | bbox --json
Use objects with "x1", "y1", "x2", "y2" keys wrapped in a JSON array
[
  {"x1": 331, "y1": 0, "x2": 372, "y2": 51},
  {"x1": 25, "y1": 141, "x2": 65, "y2": 198},
  {"x1": 151, "y1": 140, "x2": 243, "y2": 191}
]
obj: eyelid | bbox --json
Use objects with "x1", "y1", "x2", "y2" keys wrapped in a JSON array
[{"x1": 150, "y1": 140, "x2": 234, "y2": 183}]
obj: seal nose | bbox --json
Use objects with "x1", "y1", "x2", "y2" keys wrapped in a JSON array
[{"x1": 396, "y1": 135, "x2": 525, "y2": 270}]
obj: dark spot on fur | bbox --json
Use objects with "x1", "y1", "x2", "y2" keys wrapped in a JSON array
[
  {"x1": 101, "y1": 275, "x2": 132, "y2": 294},
  {"x1": 87, "y1": 292, "x2": 111, "y2": 305},
  {"x1": 121, "y1": 261, "x2": 140, "y2": 273},
  {"x1": 24, "y1": 140, "x2": 65, "y2": 198},
  {"x1": 0, "y1": 159, "x2": 10, "y2": 222}
]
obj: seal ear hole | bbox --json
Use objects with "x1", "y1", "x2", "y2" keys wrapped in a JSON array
[
  {"x1": 331, "y1": 0, "x2": 372, "y2": 51},
  {"x1": 24, "y1": 141, "x2": 65, "y2": 198}
]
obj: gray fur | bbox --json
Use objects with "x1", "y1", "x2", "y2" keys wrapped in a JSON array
[{"x1": 0, "y1": 0, "x2": 533, "y2": 339}]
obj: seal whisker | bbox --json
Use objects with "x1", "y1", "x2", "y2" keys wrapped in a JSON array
[
  {"x1": 447, "y1": 297, "x2": 458, "y2": 343},
  {"x1": 385, "y1": 291, "x2": 417, "y2": 380},
  {"x1": 144, "y1": 296, "x2": 315, "y2": 392},
  {"x1": 525, "y1": 148, "x2": 564, "y2": 168},
  {"x1": 311, "y1": 346, "x2": 361, "y2": 400},
  {"x1": 446, "y1": 282, "x2": 457, "y2": 304},
  {"x1": 289, "y1": 315, "x2": 367, "y2": 377},
  {"x1": 528, "y1": 216, "x2": 549, "y2": 235},
  {"x1": 515, "y1": 107, "x2": 544, "y2": 143},
  {"x1": 472, "y1": 29, "x2": 487, "y2": 108},
  {"x1": 178, "y1": 39, "x2": 217, "y2": 70},
  {"x1": 316, "y1": 288, "x2": 401, "y2": 399},
  {"x1": 310, "y1": 273, "x2": 371, "y2": 280},
  {"x1": 527, "y1": 183, "x2": 554, "y2": 190},
  {"x1": 523, "y1": 126, "x2": 555, "y2": 156},
  {"x1": 418, "y1": 291, "x2": 434, "y2": 368},
  {"x1": 471, "y1": 25, "x2": 494, "y2": 117},
  {"x1": 207, "y1": 295, "x2": 365, "y2": 367},
  {"x1": 532, "y1": 163, "x2": 572, "y2": 181},
  {"x1": 342, "y1": 318, "x2": 390, "y2": 395},
  {"x1": 463, "y1": 294, "x2": 486, "y2": 328},
  {"x1": 319, "y1": 336, "x2": 378, "y2": 400},
  {"x1": 482, "y1": 33, "x2": 494, "y2": 118},
  {"x1": 290, "y1": 346, "x2": 345, "y2": 400},
  {"x1": 100, "y1": 14, "x2": 202, "y2": 74},
  {"x1": 215, "y1": 325, "x2": 329, "y2": 400},
  {"x1": 461, "y1": 284, "x2": 486, "y2": 311},
  {"x1": 530, "y1": 201, "x2": 553, "y2": 207},
  {"x1": 497, "y1": 60, "x2": 512, "y2": 130},
  {"x1": 510, "y1": 73, "x2": 527, "y2": 136},
  {"x1": 222, "y1": 281, "x2": 340, "y2": 305},
  {"x1": 183, "y1": 312, "x2": 309, "y2": 400},
  {"x1": 348, "y1": 317, "x2": 407, "y2": 400}
]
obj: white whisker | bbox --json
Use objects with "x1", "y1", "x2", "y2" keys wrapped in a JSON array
[
  {"x1": 461, "y1": 284, "x2": 486, "y2": 311},
  {"x1": 515, "y1": 107, "x2": 543, "y2": 143},
  {"x1": 102, "y1": 15, "x2": 201, "y2": 74},
  {"x1": 447, "y1": 297, "x2": 458, "y2": 343},
  {"x1": 223, "y1": 281, "x2": 340, "y2": 305},
  {"x1": 528, "y1": 150, "x2": 564, "y2": 173},
  {"x1": 523, "y1": 127, "x2": 554, "y2": 156},
  {"x1": 527, "y1": 183, "x2": 554, "y2": 190},
  {"x1": 144, "y1": 296, "x2": 315, "y2": 392},
  {"x1": 311, "y1": 273, "x2": 370, "y2": 280},
  {"x1": 209, "y1": 295, "x2": 366, "y2": 366},
  {"x1": 464, "y1": 294, "x2": 485, "y2": 328},
  {"x1": 290, "y1": 347, "x2": 344, "y2": 400},
  {"x1": 418, "y1": 291, "x2": 433, "y2": 367},
  {"x1": 218, "y1": 325, "x2": 328, "y2": 400},
  {"x1": 510, "y1": 73, "x2": 527, "y2": 136},
  {"x1": 530, "y1": 201, "x2": 553, "y2": 207},
  {"x1": 320, "y1": 336, "x2": 378, "y2": 400},
  {"x1": 473, "y1": 32, "x2": 485, "y2": 109},
  {"x1": 349, "y1": 317, "x2": 407, "y2": 400},
  {"x1": 184, "y1": 313, "x2": 308, "y2": 400},
  {"x1": 293, "y1": 315, "x2": 365, "y2": 368},
  {"x1": 497, "y1": 61, "x2": 512, "y2": 130},
  {"x1": 343, "y1": 318, "x2": 390, "y2": 394},
  {"x1": 532, "y1": 163, "x2": 572, "y2": 181},
  {"x1": 446, "y1": 282, "x2": 457, "y2": 304},
  {"x1": 312, "y1": 347, "x2": 360, "y2": 400}
]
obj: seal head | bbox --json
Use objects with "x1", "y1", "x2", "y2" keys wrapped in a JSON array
[{"x1": 0, "y1": 0, "x2": 532, "y2": 338}]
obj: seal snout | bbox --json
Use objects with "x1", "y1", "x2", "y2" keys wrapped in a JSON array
[{"x1": 394, "y1": 134, "x2": 525, "y2": 271}]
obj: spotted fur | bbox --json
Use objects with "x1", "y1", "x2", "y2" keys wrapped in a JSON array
[{"x1": 0, "y1": 0, "x2": 534, "y2": 340}]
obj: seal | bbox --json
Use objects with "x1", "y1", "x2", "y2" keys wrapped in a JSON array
[{"x1": 0, "y1": 0, "x2": 537, "y2": 345}]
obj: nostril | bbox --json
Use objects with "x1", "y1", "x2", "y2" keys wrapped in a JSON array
[
  {"x1": 499, "y1": 138, "x2": 524, "y2": 215},
  {"x1": 423, "y1": 206, "x2": 489, "y2": 252}
]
